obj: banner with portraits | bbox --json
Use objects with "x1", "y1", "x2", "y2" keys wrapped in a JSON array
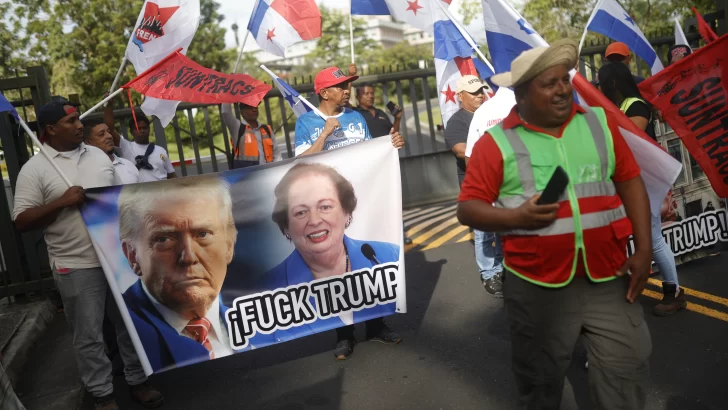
[{"x1": 79, "y1": 138, "x2": 406, "y2": 375}]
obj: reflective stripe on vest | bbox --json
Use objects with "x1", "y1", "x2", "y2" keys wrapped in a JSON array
[{"x1": 495, "y1": 109, "x2": 611, "y2": 211}]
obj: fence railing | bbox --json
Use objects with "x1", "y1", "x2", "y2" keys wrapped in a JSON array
[{"x1": 1, "y1": 11, "x2": 725, "y2": 298}]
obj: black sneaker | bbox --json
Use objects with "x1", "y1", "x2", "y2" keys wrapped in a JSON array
[
  {"x1": 482, "y1": 276, "x2": 504, "y2": 298},
  {"x1": 367, "y1": 323, "x2": 402, "y2": 344},
  {"x1": 334, "y1": 338, "x2": 356, "y2": 360}
]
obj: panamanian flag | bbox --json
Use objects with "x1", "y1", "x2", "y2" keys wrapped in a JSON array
[{"x1": 248, "y1": 0, "x2": 322, "y2": 58}]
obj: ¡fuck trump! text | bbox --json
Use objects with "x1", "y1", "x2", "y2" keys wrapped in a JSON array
[{"x1": 225, "y1": 264, "x2": 399, "y2": 349}]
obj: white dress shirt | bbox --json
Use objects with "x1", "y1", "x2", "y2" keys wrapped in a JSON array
[{"x1": 141, "y1": 282, "x2": 234, "y2": 359}]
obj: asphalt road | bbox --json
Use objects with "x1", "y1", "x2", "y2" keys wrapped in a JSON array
[{"x1": 95, "y1": 243, "x2": 728, "y2": 410}]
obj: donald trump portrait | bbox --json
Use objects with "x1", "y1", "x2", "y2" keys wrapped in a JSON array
[{"x1": 118, "y1": 176, "x2": 274, "y2": 372}]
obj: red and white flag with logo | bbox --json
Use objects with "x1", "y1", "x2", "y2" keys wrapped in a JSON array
[{"x1": 125, "y1": 0, "x2": 201, "y2": 126}]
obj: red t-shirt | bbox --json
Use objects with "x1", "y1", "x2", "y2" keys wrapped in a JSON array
[{"x1": 459, "y1": 104, "x2": 641, "y2": 277}]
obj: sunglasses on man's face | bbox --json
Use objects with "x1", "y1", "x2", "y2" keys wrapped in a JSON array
[{"x1": 467, "y1": 88, "x2": 486, "y2": 96}]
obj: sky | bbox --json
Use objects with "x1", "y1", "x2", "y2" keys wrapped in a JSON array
[{"x1": 216, "y1": 0, "x2": 481, "y2": 51}]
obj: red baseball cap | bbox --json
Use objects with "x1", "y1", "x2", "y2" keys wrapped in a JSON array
[
  {"x1": 605, "y1": 42, "x2": 630, "y2": 58},
  {"x1": 314, "y1": 67, "x2": 359, "y2": 95}
]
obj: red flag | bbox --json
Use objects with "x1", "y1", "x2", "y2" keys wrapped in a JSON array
[
  {"x1": 692, "y1": 7, "x2": 719, "y2": 43},
  {"x1": 638, "y1": 34, "x2": 728, "y2": 197},
  {"x1": 122, "y1": 50, "x2": 272, "y2": 106},
  {"x1": 573, "y1": 74, "x2": 683, "y2": 217}
]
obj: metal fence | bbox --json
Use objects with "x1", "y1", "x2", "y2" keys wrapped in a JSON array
[{"x1": 0, "y1": 12, "x2": 725, "y2": 298}]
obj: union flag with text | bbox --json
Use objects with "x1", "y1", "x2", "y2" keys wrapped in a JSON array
[
  {"x1": 122, "y1": 50, "x2": 271, "y2": 106},
  {"x1": 639, "y1": 34, "x2": 728, "y2": 197}
]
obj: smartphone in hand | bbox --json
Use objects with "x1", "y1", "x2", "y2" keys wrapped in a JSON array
[
  {"x1": 386, "y1": 101, "x2": 401, "y2": 116},
  {"x1": 537, "y1": 166, "x2": 570, "y2": 205}
]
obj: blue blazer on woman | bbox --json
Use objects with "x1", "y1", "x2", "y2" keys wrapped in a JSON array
[{"x1": 260, "y1": 235, "x2": 401, "y2": 344}]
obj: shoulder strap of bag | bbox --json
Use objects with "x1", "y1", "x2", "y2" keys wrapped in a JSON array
[{"x1": 143, "y1": 142, "x2": 155, "y2": 159}]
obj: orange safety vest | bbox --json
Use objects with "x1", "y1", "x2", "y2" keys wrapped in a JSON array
[{"x1": 233, "y1": 123, "x2": 274, "y2": 168}]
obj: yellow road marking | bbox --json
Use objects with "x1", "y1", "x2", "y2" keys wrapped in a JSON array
[
  {"x1": 422, "y1": 225, "x2": 470, "y2": 251},
  {"x1": 403, "y1": 206, "x2": 446, "y2": 221},
  {"x1": 642, "y1": 289, "x2": 728, "y2": 322},
  {"x1": 405, "y1": 209, "x2": 456, "y2": 237},
  {"x1": 457, "y1": 231, "x2": 474, "y2": 243},
  {"x1": 647, "y1": 278, "x2": 728, "y2": 308},
  {"x1": 402, "y1": 207, "x2": 422, "y2": 217},
  {"x1": 405, "y1": 216, "x2": 460, "y2": 252},
  {"x1": 404, "y1": 205, "x2": 457, "y2": 229}
]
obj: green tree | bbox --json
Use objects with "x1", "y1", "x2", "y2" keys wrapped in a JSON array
[
  {"x1": 458, "y1": 0, "x2": 483, "y2": 26},
  {"x1": 370, "y1": 41, "x2": 434, "y2": 71},
  {"x1": 308, "y1": 6, "x2": 381, "y2": 70},
  {"x1": 12, "y1": 0, "x2": 233, "y2": 107}
]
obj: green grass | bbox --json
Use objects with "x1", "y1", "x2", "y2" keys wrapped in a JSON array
[
  {"x1": 164, "y1": 133, "x2": 229, "y2": 163},
  {"x1": 418, "y1": 106, "x2": 442, "y2": 126}
]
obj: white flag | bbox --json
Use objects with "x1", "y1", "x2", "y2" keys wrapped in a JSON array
[
  {"x1": 673, "y1": 17, "x2": 690, "y2": 48},
  {"x1": 125, "y1": 0, "x2": 201, "y2": 127}
]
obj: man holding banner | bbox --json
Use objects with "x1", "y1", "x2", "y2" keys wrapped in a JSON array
[
  {"x1": 11, "y1": 101, "x2": 164, "y2": 410},
  {"x1": 458, "y1": 40, "x2": 653, "y2": 409},
  {"x1": 294, "y1": 66, "x2": 405, "y2": 360},
  {"x1": 294, "y1": 66, "x2": 405, "y2": 156}
]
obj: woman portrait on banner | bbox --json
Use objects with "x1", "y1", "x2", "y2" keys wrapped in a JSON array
[
  {"x1": 598, "y1": 63, "x2": 686, "y2": 316},
  {"x1": 264, "y1": 163, "x2": 402, "y2": 359}
]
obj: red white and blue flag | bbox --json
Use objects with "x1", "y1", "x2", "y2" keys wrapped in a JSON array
[
  {"x1": 125, "y1": 0, "x2": 201, "y2": 127},
  {"x1": 248, "y1": 0, "x2": 322, "y2": 58},
  {"x1": 436, "y1": 57, "x2": 495, "y2": 127}
]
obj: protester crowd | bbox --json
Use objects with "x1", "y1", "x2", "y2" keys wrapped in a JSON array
[{"x1": 3, "y1": 19, "x2": 725, "y2": 410}]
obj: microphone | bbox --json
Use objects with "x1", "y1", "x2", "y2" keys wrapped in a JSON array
[{"x1": 361, "y1": 244, "x2": 380, "y2": 265}]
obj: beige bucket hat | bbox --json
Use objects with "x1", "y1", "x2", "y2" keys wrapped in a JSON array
[{"x1": 490, "y1": 39, "x2": 579, "y2": 88}]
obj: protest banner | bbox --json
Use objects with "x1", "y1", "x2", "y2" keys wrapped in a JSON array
[
  {"x1": 638, "y1": 35, "x2": 728, "y2": 198},
  {"x1": 627, "y1": 209, "x2": 728, "y2": 258},
  {"x1": 122, "y1": 50, "x2": 272, "y2": 106},
  {"x1": 79, "y1": 137, "x2": 406, "y2": 375}
]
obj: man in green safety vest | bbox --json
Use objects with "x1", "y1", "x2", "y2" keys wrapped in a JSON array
[{"x1": 457, "y1": 39, "x2": 654, "y2": 410}]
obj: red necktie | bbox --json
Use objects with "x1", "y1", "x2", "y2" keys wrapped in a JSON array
[{"x1": 183, "y1": 318, "x2": 215, "y2": 359}]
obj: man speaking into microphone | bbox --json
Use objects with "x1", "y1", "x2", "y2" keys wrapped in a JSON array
[{"x1": 262, "y1": 163, "x2": 402, "y2": 360}]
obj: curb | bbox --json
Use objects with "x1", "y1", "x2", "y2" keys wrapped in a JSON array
[{"x1": 0, "y1": 300, "x2": 57, "y2": 388}]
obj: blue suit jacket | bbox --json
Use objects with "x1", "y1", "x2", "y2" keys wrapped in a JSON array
[
  {"x1": 262, "y1": 236, "x2": 401, "y2": 344},
  {"x1": 122, "y1": 280, "x2": 276, "y2": 373}
]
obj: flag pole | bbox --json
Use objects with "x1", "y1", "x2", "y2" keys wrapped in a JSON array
[
  {"x1": 349, "y1": 2, "x2": 356, "y2": 64},
  {"x1": 434, "y1": 0, "x2": 493, "y2": 99},
  {"x1": 80, "y1": 48, "x2": 183, "y2": 120},
  {"x1": 17, "y1": 118, "x2": 73, "y2": 187},
  {"x1": 260, "y1": 64, "x2": 326, "y2": 118},
  {"x1": 434, "y1": 0, "x2": 494, "y2": 73},
  {"x1": 79, "y1": 88, "x2": 125, "y2": 120},
  {"x1": 108, "y1": 58, "x2": 128, "y2": 94},
  {"x1": 578, "y1": 0, "x2": 603, "y2": 53},
  {"x1": 233, "y1": 29, "x2": 251, "y2": 73}
]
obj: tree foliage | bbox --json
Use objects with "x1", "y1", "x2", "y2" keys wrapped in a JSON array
[
  {"x1": 456, "y1": 0, "x2": 717, "y2": 44},
  {"x1": 10, "y1": 0, "x2": 233, "y2": 107},
  {"x1": 307, "y1": 6, "x2": 381, "y2": 70}
]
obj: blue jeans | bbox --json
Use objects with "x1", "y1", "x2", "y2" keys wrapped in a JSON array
[
  {"x1": 652, "y1": 214, "x2": 679, "y2": 286},
  {"x1": 474, "y1": 229, "x2": 503, "y2": 281}
]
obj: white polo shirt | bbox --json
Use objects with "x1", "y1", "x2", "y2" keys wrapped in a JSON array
[
  {"x1": 112, "y1": 154, "x2": 140, "y2": 185},
  {"x1": 118, "y1": 137, "x2": 175, "y2": 183},
  {"x1": 12, "y1": 143, "x2": 115, "y2": 270}
]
